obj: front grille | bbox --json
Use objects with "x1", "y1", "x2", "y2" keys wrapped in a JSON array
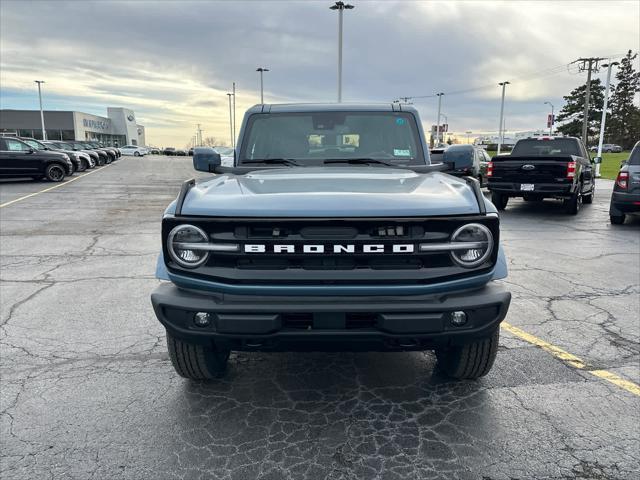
[{"x1": 163, "y1": 216, "x2": 499, "y2": 285}]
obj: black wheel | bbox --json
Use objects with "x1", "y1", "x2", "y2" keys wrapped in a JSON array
[
  {"x1": 436, "y1": 328, "x2": 500, "y2": 379},
  {"x1": 563, "y1": 186, "x2": 581, "y2": 215},
  {"x1": 77, "y1": 159, "x2": 87, "y2": 172},
  {"x1": 582, "y1": 188, "x2": 594, "y2": 204},
  {"x1": 610, "y1": 213, "x2": 625, "y2": 225},
  {"x1": 491, "y1": 192, "x2": 508, "y2": 210},
  {"x1": 45, "y1": 163, "x2": 66, "y2": 182},
  {"x1": 166, "y1": 332, "x2": 230, "y2": 380},
  {"x1": 134, "y1": 151, "x2": 140, "y2": 157}
]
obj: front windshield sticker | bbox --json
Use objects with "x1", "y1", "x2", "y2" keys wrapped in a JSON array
[
  {"x1": 395, "y1": 118, "x2": 406, "y2": 126},
  {"x1": 393, "y1": 149, "x2": 411, "y2": 157}
]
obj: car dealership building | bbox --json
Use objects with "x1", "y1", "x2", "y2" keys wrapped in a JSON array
[{"x1": 0, "y1": 107, "x2": 145, "y2": 146}]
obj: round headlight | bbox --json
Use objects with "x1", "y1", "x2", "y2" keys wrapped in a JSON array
[
  {"x1": 450, "y1": 223, "x2": 493, "y2": 268},
  {"x1": 167, "y1": 224, "x2": 210, "y2": 268}
]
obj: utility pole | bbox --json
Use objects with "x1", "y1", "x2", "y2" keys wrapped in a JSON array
[
  {"x1": 330, "y1": 1, "x2": 354, "y2": 102},
  {"x1": 227, "y1": 93, "x2": 234, "y2": 148},
  {"x1": 466, "y1": 131, "x2": 472, "y2": 144},
  {"x1": 256, "y1": 67, "x2": 269, "y2": 104},
  {"x1": 595, "y1": 60, "x2": 619, "y2": 177},
  {"x1": 571, "y1": 57, "x2": 605, "y2": 145},
  {"x1": 435, "y1": 93, "x2": 444, "y2": 146},
  {"x1": 544, "y1": 101, "x2": 554, "y2": 135},
  {"x1": 497, "y1": 81, "x2": 510, "y2": 155},
  {"x1": 232, "y1": 82, "x2": 236, "y2": 148},
  {"x1": 34, "y1": 80, "x2": 46, "y2": 140}
]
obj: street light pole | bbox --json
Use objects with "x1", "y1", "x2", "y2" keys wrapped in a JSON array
[
  {"x1": 465, "y1": 131, "x2": 472, "y2": 144},
  {"x1": 232, "y1": 82, "x2": 236, "y2": 148},
  {"x1": 439, "y1": 113, "x2": 448, "y2": 144},
  {"x1": 497, "y1": 81, "x2": 510, "y2": 155},
  {"x1": 330, "y1": 2, "x2": 354, "y2": 103},
  {"x1": 595, "y1": 61, "x2": 619, "y2": 178},
  {"x1": 256, "y1": 67, "x2": 269, "y2": 104},
  {"x1": 227, "y1": 93, "x2": 234, "y2": 148},
  {"x1": 34, "y1": 80, "x2": 46, "y2": 140},
  {"x1": 544, "y1": 101, "x2": 554, "y2": 135},
  {"x1": 435, "y1": 92, "x2": 444, "y2": 145}
]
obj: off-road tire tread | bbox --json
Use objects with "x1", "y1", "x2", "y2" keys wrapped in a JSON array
[
  {"x1": 166, "y1": 333, "x2": 228, "y2": 380},
  {"x1": 436, "y1": 328, "x2": 499, "y2": 379}
]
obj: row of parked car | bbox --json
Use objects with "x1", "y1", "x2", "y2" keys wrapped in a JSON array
[
  {"x1": 0, "y1": 136, "x2": 123, "y2": 182},
  {"x1": 431, "y1": 137, "x2": 639, "y2": 225}
]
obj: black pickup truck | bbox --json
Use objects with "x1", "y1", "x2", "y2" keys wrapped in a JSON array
[{"x1": 487, "y1": 137, "x2": 595, "y2": 214}]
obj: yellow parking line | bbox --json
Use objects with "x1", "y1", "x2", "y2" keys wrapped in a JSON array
[
  {"x1": 502, "y1": 322, "x2": 640, "y2": 397},
  {"x1": 0, "y1": 163, "x2": 112, "y2": 209}
]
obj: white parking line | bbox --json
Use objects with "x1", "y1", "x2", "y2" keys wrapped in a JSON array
[{"x1": 0, "y1": 163, "x2": 113, "y2": 209}]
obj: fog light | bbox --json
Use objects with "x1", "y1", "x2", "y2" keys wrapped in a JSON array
[
  {"x1": 450, "y1": 311, "x2": 468, "y2": 327},
  {"x1": 194, "y1": 312, "x2": 211, "y2": 327}
]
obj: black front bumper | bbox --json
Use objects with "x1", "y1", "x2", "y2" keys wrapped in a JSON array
[
  {"x1": 151, "y1": 283, "x2": 511, "y2": 352},
  {"x1": 610, "y1": 191, "x2": 640, "y2": 214},
  {"x1": 488, "y1": 181, "x2": 574, "y2": 197}
]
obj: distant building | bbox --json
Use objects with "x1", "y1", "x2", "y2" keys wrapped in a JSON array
[{"x1": 0, "y1": 107, "x2": 145, "y2": 146}]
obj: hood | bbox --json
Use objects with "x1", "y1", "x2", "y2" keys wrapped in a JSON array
[
  {"x1": 40, "y1": 150, "x2": 70, "y2": 161},
  {"x1": 180, "y1": 167, "x2": 481, "y2": 217}
]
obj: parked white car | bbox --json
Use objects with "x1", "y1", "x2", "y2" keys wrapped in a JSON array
[
  {"x1": 120, "y1": 145, "x2": 146, "y2": 156},
  {"x1": 213, "y1": 146, "x2": 234, "y2": 167}
]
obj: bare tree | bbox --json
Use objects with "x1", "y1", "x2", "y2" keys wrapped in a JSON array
[{"x1": 203, "y1": 137, "x2": 229, "y2": 147}]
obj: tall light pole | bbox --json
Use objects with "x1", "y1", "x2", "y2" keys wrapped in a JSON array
[
  {"x1": 330, "y1": 1, "x2": 354, "y2": 102},
  {"x1": 232, "y1": 82, "x2": 236, "y2": 148},
  {"x1": 435, "y1": 92, "x2": 444, "y2": 145},
  {"x1": 595, "y1": 61, "x2": 619, "y2": 178},
  {"x1": 439, "y1": 113, "x2": 448, "y2": 144},
  {"x1": 34, "y1": 80, "x2": 46, "y2": 140},
  {"x1": 497, "y1": 81, "x2": 510, "y2": 155},
  {"x1": 256, "y1": 67, "x2": 269, "y2": 104},
  {"x1": 227, "y1": 93, "x2": 234, "y2": 148},
  {"x1": 544, "y1": 101, "x2": 554, "y2": 135},
  {"x1": 466, "y1": 131, "x2": 472, "y2": 144}
]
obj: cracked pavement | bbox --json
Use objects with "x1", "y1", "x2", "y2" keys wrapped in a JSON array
[{"x1": 1, "y1": 156, "x2": 638, "y2": 479}]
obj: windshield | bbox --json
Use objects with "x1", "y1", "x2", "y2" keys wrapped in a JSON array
[
  {"x1": 239, "y1": 111, "x2": 425, "y2": 166},
  {"x1": 24, "y1": 139, "x2": 45, "y2": 150},
  {"x1": 511, "y1": 138, "x2": 581, "y2": 156},
  {"x1": 629, "y1": 143, "x2": 640, "y2": 165}
]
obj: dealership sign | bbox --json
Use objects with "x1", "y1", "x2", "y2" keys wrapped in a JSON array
[{"x1": 83, "y1": 119, "x2": 110, "y2": 131}]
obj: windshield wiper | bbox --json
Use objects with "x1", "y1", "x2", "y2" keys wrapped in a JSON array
[
  {"x1": 243, "y1": 158, "x2": 301, "y2": 166},
  {"x1": 324, "y1": 158, "x2": 397, "y2": 167}
]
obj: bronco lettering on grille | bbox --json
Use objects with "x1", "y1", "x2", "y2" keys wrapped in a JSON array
[{"x1": 243, "y1": 244, "x2": 415, "y2": 254}]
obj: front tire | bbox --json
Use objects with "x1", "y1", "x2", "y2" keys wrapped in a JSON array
[
  {"x1": 491, "y1": 192, "x2": 508, "y2": 210},
  {"x1": 134, "y1": 151, "x2": 140, "y2": 157},
  {"x1": 166, "y1": 332, "x2": 230, "y2": 380},
  {"x1": 436, "y1": 328, "x2": 500, "y2": 379},
  {"x1": 610, "y1": 213, "x2": 626, "y2": 225},
  {"x1": 45, "y1": 163, "x2": 66, "y2": 182}
]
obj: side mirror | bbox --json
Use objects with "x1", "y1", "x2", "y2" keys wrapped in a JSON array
[
  {"x1": 27, "y1": 148, "x2": 34, "y2": 154},
  {"x1": 193, "y1": 147, "x2": 221, "y2": 172},
  {"x1": 593, "y1": 156, "x2": 601, "y2": 164}
]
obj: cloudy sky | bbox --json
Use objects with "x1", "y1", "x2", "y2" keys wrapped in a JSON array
[{"x1": 1, "y1": 0, "x2": 638, "y2": 147}]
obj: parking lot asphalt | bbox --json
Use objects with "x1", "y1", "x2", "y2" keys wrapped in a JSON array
[{"x1": 1, "y1": 155, "x2": 638, "y2": 480}]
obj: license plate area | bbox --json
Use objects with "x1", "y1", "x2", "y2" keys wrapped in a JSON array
[{"x1": 520, "y1": 183, "x2": 535, "y2": 191}]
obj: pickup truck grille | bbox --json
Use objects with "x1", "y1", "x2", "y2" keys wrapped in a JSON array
[{"x1": 162, "y1": 216, "x2": 499, "y2": 285}]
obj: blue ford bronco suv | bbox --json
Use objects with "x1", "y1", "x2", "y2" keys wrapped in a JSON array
[{"x1": 151, "y1": 103, "x2": 511, "y2": 380}]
